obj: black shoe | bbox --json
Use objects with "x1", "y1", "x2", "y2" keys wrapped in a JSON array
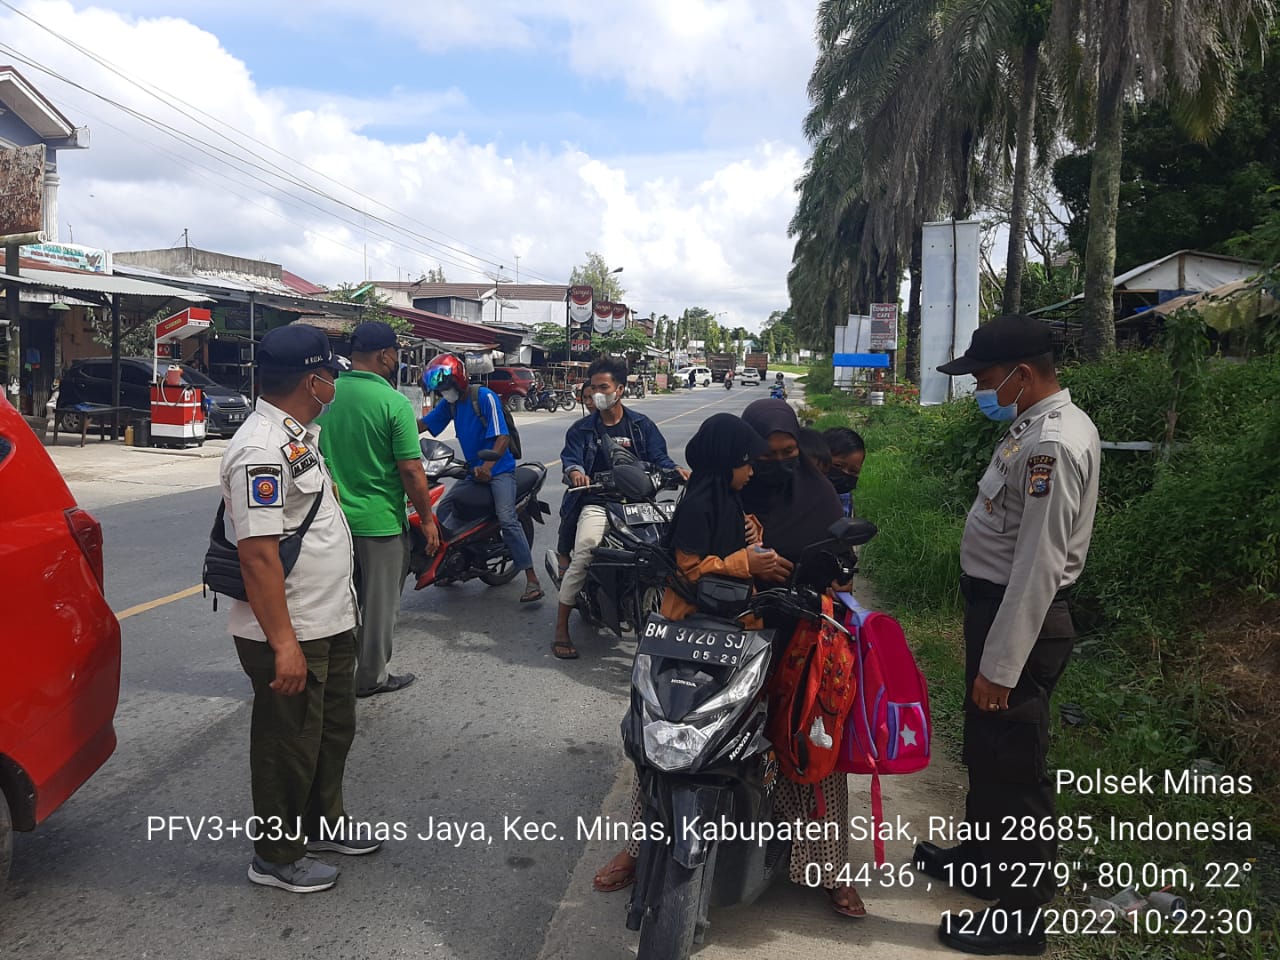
[
  {"x1": 913, "y1": 841, "x2": 995, "y2": 899},
  {"x1": 357, "y1": 673, "x2": 416, "y2": 698},
  {"x1": 938, "y1": 906, "x2": 1046, "y2": 956}
]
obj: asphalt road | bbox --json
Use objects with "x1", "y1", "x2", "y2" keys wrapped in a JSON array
[{"x1": 1, "y1": 383, "x2": 777, "y2": 960}]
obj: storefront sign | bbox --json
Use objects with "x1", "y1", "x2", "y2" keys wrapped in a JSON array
[
  {"x1": 870, "y1": 303, "x2": 898, "y2": 350},
  {"x1": 21, "y1": 242, "x2": 112, "y2": 273}
]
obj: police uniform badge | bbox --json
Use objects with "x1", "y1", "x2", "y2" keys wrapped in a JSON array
[
  {"x1": 281, "y1": 416, "x2": 306, "y2": 439},
  {"x1": 246, "y1": 465, "x2": 283, "y2": 508},
  {"x1": 1027, "y1": 454, "x2": 1056, "y2": 498},
  {"x1": 280, "y1": 440, "x2": 319, "y2": 478}
]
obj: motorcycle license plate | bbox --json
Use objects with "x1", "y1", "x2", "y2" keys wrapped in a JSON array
[
  {"x1": 638, "y1": 617, "x2": 749, "y2": 666},
  {"x1": 622, "y1": 501, "x2": 676, "y2": 525}
]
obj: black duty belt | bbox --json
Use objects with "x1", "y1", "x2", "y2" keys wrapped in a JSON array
[{"x1": 959, "y1": 573, "x2": 1074, "y2": 604}]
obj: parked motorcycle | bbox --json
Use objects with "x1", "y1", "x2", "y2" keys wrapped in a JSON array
[
  {"x1": 625, "y1": 376, "x2": 648, "y2": 400},
  {"x1": 555, "y1": 387, "x2": 578, "y2": 411},
  {"x1": 524, "y1": 383, "x2": 560, "y2": 413},
  {"x1": 407, "y1": 439, "x2": 552, "y2": 588},
  {"x1": 544, "y1": 458, "x2": 684, "y2": 638},
  {"x1": 618, "y1": 516, "x2": 877, "y2": 960}
]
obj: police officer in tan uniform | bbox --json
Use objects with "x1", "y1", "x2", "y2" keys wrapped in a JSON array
[
  {"x1": 917, "y1": 315, "x2": 1100, "y2": 956},
  {"x1": 221, "y1": 325, "x2": 376, "y2": 895}
]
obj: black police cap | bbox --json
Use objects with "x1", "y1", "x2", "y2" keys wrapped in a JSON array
[
  {"x1": 257, "y1": 324, "x2": 341, "y2": 374},
  {"x1": 350, "y1": 320, "x2": 400, "y2": 352},
  {"x1": 937, "y1": 314, "x2": 1053, "y2": 376}
]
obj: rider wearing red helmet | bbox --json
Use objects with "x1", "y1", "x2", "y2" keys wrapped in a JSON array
[{"x1": 419, "y1": 355, "x2": 543, "y2": 603}]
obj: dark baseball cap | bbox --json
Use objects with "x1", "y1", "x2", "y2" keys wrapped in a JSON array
[
  {"x1": 257, "y1": 324, "x2": 341, "y2": 374},
  {"x1": 937, "y1": 314, "x2": 1053, "y2": 376},
  {"x1": 350, "y1": 320, "x2": 400, "y2": 352}
]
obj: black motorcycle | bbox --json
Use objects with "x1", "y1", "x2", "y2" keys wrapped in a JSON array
[
  {"x1": 544, "y1": 457, "x2": 684, "y2": 638},
  {"x1": 618, "y1": 516, "x2": 877, "y2": 960},
  {"x1": 523, "y1": 383, "x2": 560, "y2": 413}
]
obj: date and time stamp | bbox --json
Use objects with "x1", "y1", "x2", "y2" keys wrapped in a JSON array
[{"x1": 144, "y1": 765, "x2": 1265, "y2": 942}]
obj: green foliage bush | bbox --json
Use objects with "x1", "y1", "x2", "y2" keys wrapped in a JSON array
[
  {"x1": 826, "y1": 348, "x2": 1280, "y2": 653},
  {"x1": 804, "y1": 358, "x2": 833, "y2": 395}
]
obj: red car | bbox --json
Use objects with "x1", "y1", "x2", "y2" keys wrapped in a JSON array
[
  {"x1": 0, "y1": 396, "x2": 121, "y2": 896},
  {"x1": 483, "y1": 367, "x2": 537, "y2": 412}
]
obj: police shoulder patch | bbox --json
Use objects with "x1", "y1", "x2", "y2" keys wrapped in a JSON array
[
  {"x1": 1027, "y1": 454, "x2": 1056, "y2": 498},
  {"x1": 281, "y1": 416, "x2": 306, "y2": 439},
  {"x1": 281, "y1": 441, "x2": 318, "y2": 478},
  {"x1": 246, "y1": 464, "x2": 284, "y2": 508}
]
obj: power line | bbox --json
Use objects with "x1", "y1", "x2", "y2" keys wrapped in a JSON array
[
  {"x1": 0, "y1": 42, "x2": 502, "y2": 281},
  {"x1": 0, "y1": 0, "x2": 563, "y2": 285}
]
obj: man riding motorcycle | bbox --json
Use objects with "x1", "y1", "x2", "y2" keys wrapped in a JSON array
[
  {"x1": 552, "y1": 356, "x2": 687, "y2": 659},
  {"x1": 419, "y1": 354, "x2": 544, "y2": 603}
]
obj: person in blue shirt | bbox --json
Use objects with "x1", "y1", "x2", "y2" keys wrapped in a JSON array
[
  {"x1": 419, "y1": 354, "x2": 543, "y2": 603},
  {"x1": 552, "y1": 356, "x2": 686, "y2": 659}
]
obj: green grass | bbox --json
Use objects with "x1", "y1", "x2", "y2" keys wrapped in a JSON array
[
  {"x1": 841, "y1": 400, "x2": 1278, "y2": 960},
  {"x1": 770, "y1": 362, "x2": 810, "y2": 375}
]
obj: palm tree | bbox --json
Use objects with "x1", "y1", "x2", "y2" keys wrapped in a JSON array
[
  {"x1": 800, "y1": 0, "x2": 1062, "y2": 378},
  {"x1": 1052, "y1": 0, "x2": 1275, "y2": 359}
]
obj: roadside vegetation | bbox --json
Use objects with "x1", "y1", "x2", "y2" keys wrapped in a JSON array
[{"x1": 804, "y1": 325, "x2": 1280, "y2": 958}]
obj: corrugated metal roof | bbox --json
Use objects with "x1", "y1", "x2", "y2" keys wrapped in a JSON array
[
  {"x1": 385, "y1": 305, "x2": 500, "y2": 349},
  {"x1": 376, "y1": 281, "x2": 571, "y2": 302},
  {"x1": 1, "y1": 267, "x2": 210, "y2": 301}
]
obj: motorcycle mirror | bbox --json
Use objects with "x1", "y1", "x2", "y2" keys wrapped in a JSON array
[
  {"x1": 828, "y1": 516, "x2": 878, "y2": 547},
  {"x1": 612, "y1": 461, "x2": 657, "y2": 500},
  {"x1": 476, "y1": 448, "x2": 503, "y2": 462}
]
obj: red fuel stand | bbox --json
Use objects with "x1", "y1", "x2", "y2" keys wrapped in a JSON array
[{"x1": 151, "y1": 308, "x2": 212, "y2": 447}]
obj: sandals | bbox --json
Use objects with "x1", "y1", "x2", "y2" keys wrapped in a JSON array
[
  {"x1": 829, "y1": 885, "x2": 866, "y2": 918},
  {"x1": 551, "y1": 639, "x2": 579, "y2": 660},
  {"x1": 520, "y1": 584, "x2": 545, "y2": 603},
  {"x1": 592, "y1": 853, "x2": 636, "y2": 893}
]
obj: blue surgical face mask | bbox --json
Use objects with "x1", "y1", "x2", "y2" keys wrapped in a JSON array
[{"x1": 974, "y1": 367, "x2": 1024, "y2": 422}]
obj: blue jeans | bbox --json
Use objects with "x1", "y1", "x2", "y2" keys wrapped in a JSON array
[{"x1": 438, "y1": 472, "x2": 533, "y2": 573}]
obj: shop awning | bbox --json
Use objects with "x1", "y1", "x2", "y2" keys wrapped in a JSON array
[{"x1": 1, "y1": 266, "x2": 212, "y2": 303}]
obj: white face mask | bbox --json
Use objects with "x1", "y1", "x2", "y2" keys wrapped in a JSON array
[
  {"x1": 441, "y1": 387, "x2": 460, "y2": 405},
  {"x1": 591, "y1": 389, "x2": 617, "y2": 412}
]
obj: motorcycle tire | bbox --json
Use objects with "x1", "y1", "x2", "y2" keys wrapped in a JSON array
[
  {"x1": 558, "y1": 394, "x2": 575, "y2": 411},
  {"x1": 637, "y1": 852, "x2": 704, "y2": 960},
  {"x1": 524, "y1": 396, "x2": 537, "y2": 412}
]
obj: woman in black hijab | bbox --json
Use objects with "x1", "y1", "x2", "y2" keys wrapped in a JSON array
[
  {"x1": 593, "y1": 414, "x2": 788, "y2": 894},
  {"x1": 660, "y1": 413, "x2": 789, "y2": 617},
  {"x1": 739, "y1": 398, "x2": 867, "y2": 919},
  {"x1": 740, "y1": 399, "x2": 845, "y2": 563}
]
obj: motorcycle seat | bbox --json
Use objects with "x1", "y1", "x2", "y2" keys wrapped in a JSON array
[{"x1": 442, "y1": 465, "x2": 542, "y2": 522}]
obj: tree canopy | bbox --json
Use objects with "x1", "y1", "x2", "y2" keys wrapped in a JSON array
[{"x1": 569, "y1": 252, "x2": 627, "y2": 302}]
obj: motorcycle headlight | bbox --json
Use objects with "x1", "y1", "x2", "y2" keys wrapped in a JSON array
[
  {"x1": 643, "y1": 719, "x2": 730, "y2": 772},
  {"x1": 424, "y1": 456, "x2": 452, "y2": 478},
  {"x1": 685, "y1": 648, "x2": 769, "y2": 721}
]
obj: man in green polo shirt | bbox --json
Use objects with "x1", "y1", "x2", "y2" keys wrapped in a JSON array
[{"x1": 320, "y1": 322, "x2": 440, "y2": 697}]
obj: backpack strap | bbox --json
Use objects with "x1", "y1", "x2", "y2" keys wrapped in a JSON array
[
  {"x1": 870, "y1": 771, "x2": 886, "y2": 866},
  {"x1": 469, "y1": 383, "x2": 485, "y2": 421}
]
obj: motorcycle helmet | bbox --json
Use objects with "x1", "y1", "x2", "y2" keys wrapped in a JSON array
[{"x1": 421, "y1": 353, "x2": 467, "y2": 394}]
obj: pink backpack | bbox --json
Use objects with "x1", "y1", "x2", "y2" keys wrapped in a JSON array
[{"x1": 835, "y1": 592, "x2": 931, "y2": 864}]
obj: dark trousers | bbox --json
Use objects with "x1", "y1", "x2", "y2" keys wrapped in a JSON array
[
  {"x1": 960, "y1": 576, "x2": 1075, "y2": 909},
  {"x1": 234, "y1": 630, "x2": 357, "y2": 864}
]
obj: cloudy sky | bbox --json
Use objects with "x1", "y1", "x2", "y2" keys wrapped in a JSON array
[{"x1": 2, "y1": 0, "x2": 821, "y2": 331}]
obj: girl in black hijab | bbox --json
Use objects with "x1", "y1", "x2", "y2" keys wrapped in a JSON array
[
  {"x1": 660, "y1": 413, "x2": 790, "y2": 618},
  {"x1": 738, "y1": 399, "x2": 867, "y2": 919},
  {"x1": 593, "y1": 414, "x2": 788, "y2": 895},
  {"x1": 740, "y1": 399, "x2": 844, "y2": 563}
]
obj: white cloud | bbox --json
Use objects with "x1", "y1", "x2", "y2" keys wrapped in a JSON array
[{"x1": 4, "y1": 0, "x2": 811, "y2": 329}]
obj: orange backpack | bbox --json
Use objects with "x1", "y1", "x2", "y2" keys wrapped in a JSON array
[{"x1": 766, "y1": 594, "x2": 858, "y2": 786}]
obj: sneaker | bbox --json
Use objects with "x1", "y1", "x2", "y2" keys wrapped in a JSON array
[
  {"x1": 307, "y1": 834, "x2": 382, "y2": 856},
  {"x1": 356, "y1": 673, "x2": 416, "y2": 698},
  {"x1": 248, "y1": 855, "x2": 339, "y2": 893}
]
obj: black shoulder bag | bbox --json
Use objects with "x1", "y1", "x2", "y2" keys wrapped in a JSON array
[{"x1": 202, "y1": 487, "x2": 324, "y2": 608}]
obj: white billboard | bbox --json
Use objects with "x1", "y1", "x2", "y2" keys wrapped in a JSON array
[{"x1": 920, "y1": 219, "x2": 981, "y2": 405}]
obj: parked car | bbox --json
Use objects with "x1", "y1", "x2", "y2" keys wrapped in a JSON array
[
  {"x1": 55, "y1": 357, "x2": 252, "y2": 438},
  {"x1": 482, "y1": 366, "x2": 537, "y2": 412},
  {"x1": 676, "y1": 366, "x2": 713, "y2": 387},
  {"x1": 0, "y1": 395, "x2": 121, "y2": 898},
  {"x1": 735, "y1": 367, "x2": 762, "y2": 386}
]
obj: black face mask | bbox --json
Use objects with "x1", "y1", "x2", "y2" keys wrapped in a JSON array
[
  {"x1": 829, "y1": 471, "x2": 858, "y2": 495},
  {"x1": 751, "y1": 456, "x2": 797, "y2": 489}
]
